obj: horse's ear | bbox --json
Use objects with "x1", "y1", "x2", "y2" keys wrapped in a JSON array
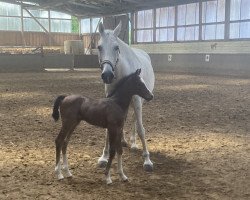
[
  {"x1": 136, "y1": 68, "x2": 141, "y2": 75},
  {"x1": 99, "y1": 22, "x2": 105, "y2": 35},
  {"x1": 114, "y1": 21, "x2": 122, "y2": 37}
]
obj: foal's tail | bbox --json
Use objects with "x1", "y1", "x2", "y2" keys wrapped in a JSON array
[{"x1": 52, "y1": 95, "x2": 66, "y2": 122}]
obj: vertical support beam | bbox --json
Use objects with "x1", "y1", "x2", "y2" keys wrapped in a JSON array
[
  {"x1": 134, "y1": 12, "x2": 137, "y2": 43},
  {"x1": 48, "y1": 10, "x2": 51, "y2": 46},
  {"x1": 78, "y1": 17, "x2": 82, "y2": 38},
  {"x1": 174, "y1": 5, "x2": 178, "y2": 42},
  {"x1": 20, "y1": 2, "x2": 26, "y2": 46},
  {"x1": 130, "y1": 12, "x2": 134, "y2": 44},
  {"x1": 199, "y1": 1, "x2": 202, "y2": 41},
  {"x1": 225, "y1": 0, "x2": 231, "y2": 40},
  {"x1": 89, "y1": 18, "x2": 93, "y2": 53},
  {"x1": 153, "y1": 8, "x2": 156, "y2": 42}
]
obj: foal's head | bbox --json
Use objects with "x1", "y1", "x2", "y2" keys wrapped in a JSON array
[{"x1": 130, "y1": 69, "x2": 154, "y2": 101}]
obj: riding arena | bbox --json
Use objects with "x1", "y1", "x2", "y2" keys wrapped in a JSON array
[{"x1": 0, "y1": 1, "x2": 249, "y2": 200}]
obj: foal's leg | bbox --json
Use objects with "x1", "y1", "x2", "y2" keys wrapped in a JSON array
[
  {"x1": 132, "y1": 96, "x2": 153, "y2": 172},
  {"x1": 98, "y1": 129, "x2": 109, "y2": 168},
  {"x1": 61, "y1": 121, "x2": 79, "y2": 178},
  {"x1": 105, "y1": 127, "x2": 117, "y2": 185},
  {"x1": 55, "y1": 120, "x2": 76, "y2": 180},
  {"x1": 116, "y1": 129, "x2": 128, "y2": 182}
]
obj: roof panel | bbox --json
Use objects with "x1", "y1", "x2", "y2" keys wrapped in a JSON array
[{"x1": 1, "y1": 0, "x2": 213, "y2": 18}]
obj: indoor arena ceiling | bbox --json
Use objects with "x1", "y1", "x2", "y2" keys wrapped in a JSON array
[{"x1": 2, "y1": 0, "x2": 212, "y2": 18}]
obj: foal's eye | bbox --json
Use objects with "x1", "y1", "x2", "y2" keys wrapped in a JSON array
[
  {"x1": 114, "y1": 46, "x2": 119, "y2": 51},
  {"x1": 97, "y1": 45, "x2": 103, "y2": 51}
]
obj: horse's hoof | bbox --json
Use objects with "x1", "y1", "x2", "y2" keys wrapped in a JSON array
[
  {"x1": 121, "y1": 176, "x2": 128, "y2": 182},
  {"x1": 106, "y1": 179, "x2": 113, "y2": 185},
  {"x1": 98, "y1": 158, "x2": 108, "y2": 168},
  {"x1": 143, "y1": 164, "x2": 153, "y2": 172},
  {"x1": 57, "y1": 174, "x2": 64, "y2": 180},
  {"x1": 64, "y1": 171, "x2": 73, "y2": 178}
]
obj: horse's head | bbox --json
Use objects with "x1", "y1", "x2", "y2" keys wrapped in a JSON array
[
  {"x1": 132, "y1": 69, "x2": 154, "y2": 101},
  {"x1": 98, "y1": 22, "x2": 122, "y2": 84}
]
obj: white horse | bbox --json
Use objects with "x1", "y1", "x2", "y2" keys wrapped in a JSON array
[{"x1": 97, "y1": 22, "x2": 155, "y2": 171}]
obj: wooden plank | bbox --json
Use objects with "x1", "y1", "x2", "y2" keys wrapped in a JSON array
[{"x1": 132, "y1": 41, "x2": 250, "y2": 54}]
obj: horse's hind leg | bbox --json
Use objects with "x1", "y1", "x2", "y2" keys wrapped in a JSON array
[
  {"x1": 130, "y1": 112, "x2": 138, "y2": 150},
  {"x1": 132, "y1": 96, "x2": 153, "y2": 172},
  {"x1": 62, "y1": 120, "x2": 79, "y2": 178}
]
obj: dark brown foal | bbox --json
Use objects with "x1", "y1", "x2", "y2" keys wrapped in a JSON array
[{"x1": 52, "y1": 69, "x2": 153, "y2": 184}]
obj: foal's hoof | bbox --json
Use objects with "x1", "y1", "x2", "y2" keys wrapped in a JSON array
[
  {"x1": 98, "y1": 158, "x2": 108, "y2": 168},
  {"x1": 143, "y1": 163, "x2": 153, "y2": 172},
  {"x1": 121, "y1": 140, "x2": 128, "y2": 147},
  {"x1": 130, "y1": 144, "x2": 139, "y2": 152}
]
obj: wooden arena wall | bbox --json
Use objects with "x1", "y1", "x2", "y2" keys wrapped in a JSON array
[
  {"x1": 132, "y1": 41, "x2": 250, "y2": 77},
  {"x1": 0, "y1": 31, "x2": 99, "y2": 49}
]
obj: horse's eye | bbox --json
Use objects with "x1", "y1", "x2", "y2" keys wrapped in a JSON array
[
  {"x1": 97, "y1": 45, "x2": 102, "y2": 51},
  {"x1": 114, "y1": 46, "x2": 119, "y2": 51}
]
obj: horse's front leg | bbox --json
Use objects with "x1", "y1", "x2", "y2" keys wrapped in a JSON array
[
  {"x1": 98, "y1": 129, "x2": 109, "y2": 168},
  {"x1": 132, "y1": 96, "x2": 153, "y2": 172}
]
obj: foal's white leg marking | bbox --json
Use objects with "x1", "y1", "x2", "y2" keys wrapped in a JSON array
[
  {"x1": 117, "y1": 154, "x2": 128, "y2": 182},
  {"x1": 55, "y1": 161, "x2": 64, "y2": 180},
  {"x1": 98, "y1": 130, "x2": 109, "y2": 167},
  {"x1": 133, "y1": 96, "x2": 153, "y2": 171},
  {"x1": 62, "y1": 154, "x2": 72, "y2": 178},
  {"x1": 106, "y1": 171, "x2": 112, "y2": 185},
  {"x1": 130, "y1": 113, "x2": 138, "y2": 150}
]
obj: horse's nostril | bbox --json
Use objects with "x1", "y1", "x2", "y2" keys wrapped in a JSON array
[{"x1": 101, "y1": 73, "x2": 105, "y2": 79}]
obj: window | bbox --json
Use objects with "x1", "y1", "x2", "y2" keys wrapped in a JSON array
[
  {"x1": 230, "y1": 0, "x2": 250, "y2": 39},
  {"x1": 81, "y1": 18, "x2": 91, "y2": 33},
  {"x1": 23, "y1": 9, "x2": 49, "y2": 32},
  {"x1": 80, "y1": 18, "x2": 102, "y2": 33},
  {"x1": 0, "y1": 2, "x2": 21, "y2": 31},
  {"x1": 50, "y1": 11, "x2": 71, "y2": 33},
  {"x1": 136, "y1": 9, "x2": 153, "y2": 42},
  {"x1": 202, "y1": 0, "x2": 225, "y2": 40},
  {"x1": 156, "y1": 7, "x2": 175, "y2": 42},
  {"x1": 177, "y1": 3, "x2": 199, "y2": 41},
  {"x1": 132, "y1": 0, "x2": 249, "y2": 43}
]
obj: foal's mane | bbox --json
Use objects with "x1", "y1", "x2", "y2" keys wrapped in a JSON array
[{"x1": 107, "y1": 72, "x2": 135, "y2": 98}]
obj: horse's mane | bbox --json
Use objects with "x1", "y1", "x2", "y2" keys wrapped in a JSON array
[{"x1": 107, "y1": 72, "x2": 135, "y2": 98}]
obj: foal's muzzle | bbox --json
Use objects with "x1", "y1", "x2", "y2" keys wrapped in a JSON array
[{"x1": 146, "y1": 93, "x2": 154, "y2": 101}]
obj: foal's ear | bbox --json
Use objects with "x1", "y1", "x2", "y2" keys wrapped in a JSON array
[
  {"x1": 114, "y1": 21, "x2": 122, "y2": 37},
  {"x1": 135, "y1": 68, "x2": 141, "y2": 75},
  {"x1": 99, "y1": 22, "x2": 105, "y2": 35}
]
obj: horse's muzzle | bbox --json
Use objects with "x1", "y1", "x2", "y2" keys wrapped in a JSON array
[{"x1": 101, "y1": 70, "x2": 115, "y2": 84}]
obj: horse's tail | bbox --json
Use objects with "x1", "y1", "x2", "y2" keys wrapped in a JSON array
[{"x1": 52, "y1": 95, "x2": 66, "y2": 122}]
